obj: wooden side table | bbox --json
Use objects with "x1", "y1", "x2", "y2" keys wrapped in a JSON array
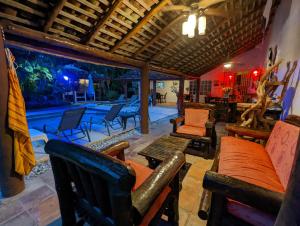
[{"x1": 138, "y1": 135, "x2": 190, "y2": 169}]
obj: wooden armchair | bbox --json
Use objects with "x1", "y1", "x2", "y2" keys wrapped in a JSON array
[
  {"x1": 198, "y1": 115, "x2": 300, "y2": 226},
  {"x1": 170, "y1": 103, "x2": 217, "y2": 155},
  {"x1": 45, "y1": 140, "x2": 185, "y2": 226}
]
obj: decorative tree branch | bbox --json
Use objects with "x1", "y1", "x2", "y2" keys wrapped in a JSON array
[{"x1": 240, "y1": 60, "x2": 290, "y2": 129}]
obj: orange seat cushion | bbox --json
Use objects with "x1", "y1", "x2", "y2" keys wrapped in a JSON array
[
  {"x1": 265, "y1": 120, "x2": 300, "y2": 189},
  {"x1": 219, "y1": 136, "x2": 284, "y2": 226},
  {"x1": 126, "y1": 160, "x2": 171, "y2": 226},
  {"x1": 177, "y1": 125, "x2": 206, "y2": 136},
  {"x1": 219, "y1": 136, "x2": 284, "y2": 192},
  {"x1": 125, "y1": 160, "x2": 153, "y2": 191},
  {"x1": 185, "y1": 108, "x2": 209, "y2": 128}
]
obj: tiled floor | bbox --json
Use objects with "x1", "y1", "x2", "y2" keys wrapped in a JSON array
[{"x1": 0, "y1": 115, "x2": 226, "y2": 226}]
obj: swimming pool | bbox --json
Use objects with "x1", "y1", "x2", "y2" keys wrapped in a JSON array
[{"x1": 27, "y1": 107, "x2": 107, "y2": 131}]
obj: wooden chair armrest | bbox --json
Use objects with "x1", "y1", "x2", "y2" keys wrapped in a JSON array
[
  {"x1": 198, "y1": 153, "x2": 220, "y2": 220},
  {"x1": 205, "y1": 119, "x2": 215, "y2": 129},
  {"x1": 225, "y1": 125, "x2": 271, "y2": 140},
  {"x1": 170, "y1": 116, "x2": 184, "y2": 125},
  {"x1": 101, "y1": 141, "x2": 129, "y2": 161},
  {"x1": 132, "y1": 151, "x2": 185, "y2": 222},
  {"x1": 170, "y1": 116, "x2": 185, "y2": 132},
  {"x1": 203, "y1": 171, "x2": 283, "y2": 215}
]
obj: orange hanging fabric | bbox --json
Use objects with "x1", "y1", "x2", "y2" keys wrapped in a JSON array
[{"x1": 5, "y1": 48, "x2": 36, "y2": 176}]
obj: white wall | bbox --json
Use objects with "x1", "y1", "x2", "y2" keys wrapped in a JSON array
[
  {"x1": 267, "y1": 0, "x2": 300, "y2": 116},
  {"x1": 156, "y1": 80, "x2": 178, "y2": 103}
]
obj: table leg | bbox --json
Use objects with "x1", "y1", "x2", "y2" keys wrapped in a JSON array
[
  {"x1": 146, "y1": 157, "x2": 160, "y2": 169},
  {"x1": 122, "y1": 117, "x2": 127, "y2": 130}
]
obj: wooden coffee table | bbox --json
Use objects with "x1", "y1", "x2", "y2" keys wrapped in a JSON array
[{"x1": 138, "y1": 135, "x2": 190, "y2": 169}]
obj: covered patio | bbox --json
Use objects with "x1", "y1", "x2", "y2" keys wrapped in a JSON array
[{"x1": 1, "y1": 0, "x2": 300, "y2": 226}]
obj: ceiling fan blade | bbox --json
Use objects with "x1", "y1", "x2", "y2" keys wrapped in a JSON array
[
  {"x1": 205, "y1": 8, "x2": 229, "y2": 18},
  {"x1": 198, "y1": 0, "x2": 226, "y2": 9},
  {"x1": 162, "y1": 5, "x2": 191, "y2": 12}
]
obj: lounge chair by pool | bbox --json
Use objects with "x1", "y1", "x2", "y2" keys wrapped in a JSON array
[
  {"x1": 43, "y1": 108, "x2": 90, "y2": 142},
  {"x1": 126, "y1": 95, "x2": 138, "y2": 106},
  {"x1": 112, "y1": 94, "x2": 126, "y2": 103},
  {"x1": 89, "y1": 104, "x2": 124, "y2": 136}
]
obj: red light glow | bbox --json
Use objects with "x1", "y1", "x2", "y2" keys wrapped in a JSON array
[{"x1": 253, "y1": 70, "x2": 258, "y2": 76}]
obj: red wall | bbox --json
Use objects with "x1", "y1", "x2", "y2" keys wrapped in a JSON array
[{"x1": 198, "y1": 37, "x2": 269, "y2": 97}]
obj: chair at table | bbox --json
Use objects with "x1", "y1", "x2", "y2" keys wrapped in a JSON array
[
  {"x1": 170, "y1": 103, "x2": 217, "y2": 155},
  {"x1": 156, "y1": 93, "x2": 161, "y2": 103},
  {"x1": 45, "y1": 139, "x2": 185, "y2": 226},
  {"x1": 161, "y1": 92, "x2": 167, "y2": 103},
  {"x1": 199, "y1": 115, "x2": 300, "y2": 226}
]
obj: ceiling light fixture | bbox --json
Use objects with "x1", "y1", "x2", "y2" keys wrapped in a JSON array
[
  {"x1": 198, "y1": 15, "x2": 206, "y2": 35},
  {"x1": 182, "y1": 13, "x2": 206, "y2": 38},
  {"x1": 224, "y1": 63, "x2": 232, "y2": 68}
]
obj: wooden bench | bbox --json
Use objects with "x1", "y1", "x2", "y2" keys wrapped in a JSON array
[{"x1": 199, "y1": 115, "x2": 300, "y2": 226}]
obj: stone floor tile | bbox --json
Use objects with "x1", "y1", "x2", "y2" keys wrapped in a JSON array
[
  {"x1": 179, "y1": 184, "x2": 200, "y2": 212},
  {"x1": 27, "y1": 195, "x2": 60, "y2": 226},
  {"x1": 38, "y1": 171, "x2": 56, "y2": 189},
  {"x1": 185, "y1": 154, "x2": 199, "y2": 164},
  {"x1": 182, "y1": 176, "x2": 202, "y2": 190},
  {"x1": 0, "y1": 201, "x2": 24, "y2": 224},
  {"x1": 187, "y1": 165, "x2": 206, "y2": 182},
  {"x1": 179, "y1": 208, "x2": 189, "y2": 226},
  {"x1": 0, "y1": 211, "x2": 37, "y2": 226},
  {"x1": 185, "y1": 214, "x2": 207, "y2": 226},
  {"x1": 19, "y1": 185, "x2": 54, "y2": 210}
]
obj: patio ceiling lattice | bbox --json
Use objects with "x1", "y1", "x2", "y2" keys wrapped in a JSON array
[{"x1": 0, "y1": 0, "x2": 279, "y2": 76}]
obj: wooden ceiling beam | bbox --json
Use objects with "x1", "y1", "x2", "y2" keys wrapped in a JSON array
[
  {"x1": 0, "y1": 21, "x2": 188, "y2": 78},
  {"x1": 181, "y1": 35, "x2": 261, "y2": 73},
  {"x1": 196, "y1": 38, "x2": 261, "y2": 75},
  {"x1": 2, "y1": 22, "x2": 143, "y2": 67},
  {"x1": 165, "y1": 9, "x2": 264, "y2": 68},
  {"x1": 110, "y1": 0, "x2": 171, "y2": 53},
  {"x1": 173, "y1": 17, "x2": 262, "y2": 70},
  {"x1": 135, "y1": 14, "x2": 185, "y2": 57},
  {"x1": 192, "y1": 35, "x2": 263, "y2": 74},
  {"x1": 44, "y1": 0, "x2": 68, "y2": 32},
  {"x1": 84, "y1": 0, "x2": 123, "y2": 44}
]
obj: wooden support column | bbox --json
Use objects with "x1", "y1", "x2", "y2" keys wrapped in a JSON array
[
  {"x1": 178, "y1": 79, "x2": 184, "y2": 116},
  {"x1": 152, "y1": 80, "x2": 157, "y2": 106},
  {"x1": 0, "y1": 31, "x2": 24, "y2": 197},
  {"x1": 196, "y1": 79, "x2": 200, "y2": 103},
  {"x1": 140, "y1": 64, "x2": 149, "y2": 134}
]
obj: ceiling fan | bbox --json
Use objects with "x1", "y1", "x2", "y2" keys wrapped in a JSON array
[{"x1": 162, "y1": 0, "x2": 228, "y2": 38}]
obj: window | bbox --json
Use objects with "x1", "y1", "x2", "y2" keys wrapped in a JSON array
[
  {"x1": 200, "y1": 80, "x2": 212, "y2": 95},
  {"x1": 156, "y1": 81, "x2": 165, "y2": 89}
]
